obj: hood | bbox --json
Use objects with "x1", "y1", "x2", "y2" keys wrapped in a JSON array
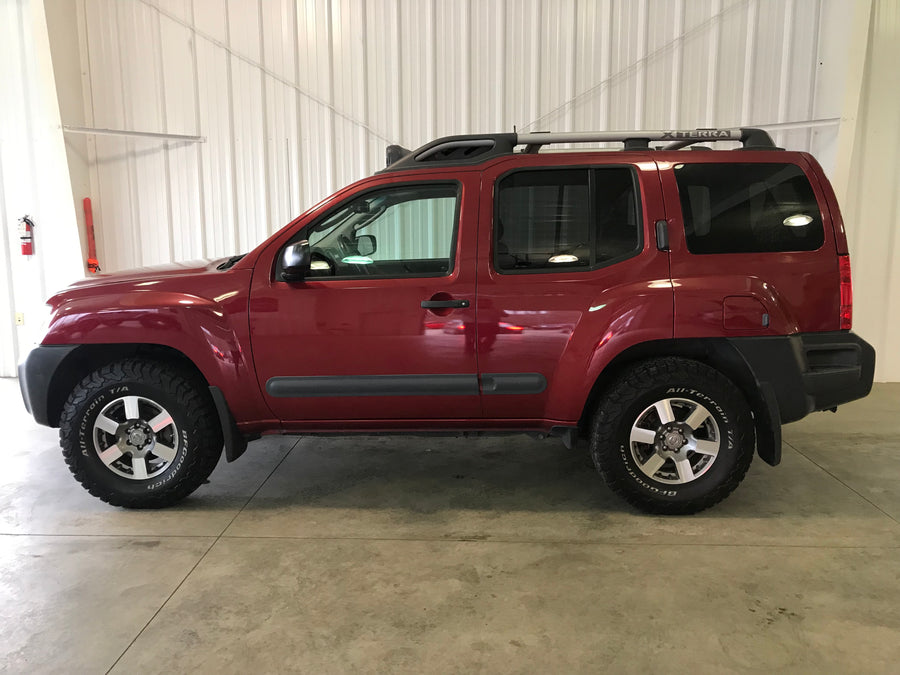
[{"x1": 67, "y1": 258, "x2": 228, "y2": 291}]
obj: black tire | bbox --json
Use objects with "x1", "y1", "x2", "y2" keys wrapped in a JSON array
[
  {"x1": 59, "y1": 359, "x2": 223, "y2": 508},
  {"x1": 590, "y1": 357, "x2": 754, "y2": 515}
]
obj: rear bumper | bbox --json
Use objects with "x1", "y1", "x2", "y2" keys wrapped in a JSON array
[
  {"x1": 18, "y1": 345, "x2": 77, "y2": 427},
  {"x1": 728, "y1": 331, "x2": 875, "y2": 424}
]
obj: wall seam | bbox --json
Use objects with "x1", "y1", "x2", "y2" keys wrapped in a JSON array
[
  {"x1": 257, "y1": 0, "x2": 273, "y2": 237},
  {"x1": 740, "y1": 0, "x2": 757, "y2": 125},
  {"x1": 223, "y1": 0, "x2": 240, "y2": 254},
  {"x1": 188, "y1": 0, "x2": 208, "y2": 258},
  {"x1": 154, "y1": 5, "x2": 175, "y2": 262}
]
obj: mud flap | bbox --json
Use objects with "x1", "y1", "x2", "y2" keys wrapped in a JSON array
[
  {"x1": 209, "y1": 386, "x2": 248, "y2": 462},
  {"x1": 754, "y1": 382, "x2": 782, "y2": 466}
]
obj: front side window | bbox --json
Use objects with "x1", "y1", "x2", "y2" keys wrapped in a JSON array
[
  {"x1": 674, "y1": 163, "x2": 824, "y2": 254},
  {"x1": 495, "y1": 168, "x2": 641, "y2": 272},
  {"x1": 298, "y1": 183, "x2": 459, "y2": 279}
]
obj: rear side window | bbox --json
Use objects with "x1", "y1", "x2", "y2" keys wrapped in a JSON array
[
  {"x1": 495, "y1": 168, "x2": 640, "y2": 272},
  {"x1": 674, "y1": 163, "x2": 824, "y2": 254}
]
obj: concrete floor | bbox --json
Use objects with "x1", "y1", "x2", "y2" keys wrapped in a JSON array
[{"x1": 1, "y1": 378, "x2": 899, "y2": 674}]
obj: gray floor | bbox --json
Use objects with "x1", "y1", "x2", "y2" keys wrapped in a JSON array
[{"x1": 1, "y1": 378, "x2": 899, "y2": 674}]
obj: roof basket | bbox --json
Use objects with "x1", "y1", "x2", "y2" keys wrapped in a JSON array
[
  {"x1": 380, "y1": 133, "x2": 517, "y2": 172},
  {"x1": 380, "y1": 128, "x2": 780, "y2": 172}
]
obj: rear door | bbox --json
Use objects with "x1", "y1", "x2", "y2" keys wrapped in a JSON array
[
  {"x1": 475, "y1": 154, "x2": 672, "y2": 424},
  {"x1": 658, "y1": 154, "x2": 840, "y2": 338}
]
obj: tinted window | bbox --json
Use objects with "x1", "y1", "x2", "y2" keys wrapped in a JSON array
[
  {"x1": 298, "y1": 184, "x2": 458, "y2": 279},
  {"x1": 675, "y1": 163, "x2": 824, "y2": 254},
  {"x1": 495, "y1": 168, "x2": 640, "y2": 272}
]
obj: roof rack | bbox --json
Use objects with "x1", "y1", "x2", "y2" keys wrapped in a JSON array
[{"x1": 380, "y1": 127, "x2": 779, "y2": 172}]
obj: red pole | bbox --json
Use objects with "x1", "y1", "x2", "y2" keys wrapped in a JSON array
[{"x1": 83, "y1": 197, "x2": 100, "y2": 273}]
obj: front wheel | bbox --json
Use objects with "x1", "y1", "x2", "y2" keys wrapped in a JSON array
[
  {"x1": 59, "y1": 360, "x2": 223, "y2": 508},
  {"x1": 590, "y1": 358, "x2": 754, "y2": 515}
]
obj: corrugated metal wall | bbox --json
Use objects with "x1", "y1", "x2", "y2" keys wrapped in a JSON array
[
  {"x1": 0, "y1": 0, "x2": 83, "y2": 376},
  {"x1": 75, "y1": 0, "x2": 849, "y2": 273}
]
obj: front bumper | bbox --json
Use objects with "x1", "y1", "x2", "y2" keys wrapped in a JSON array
[
  {"x1": 728, "y1": 331, "x2": 876, "y2": 424},
  {"x1": 18, "y1": 345, "x2": 77, "y2": 427}
]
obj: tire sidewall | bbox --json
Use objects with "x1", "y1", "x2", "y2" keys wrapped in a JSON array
[{"x1": 67, "y1": 379, "x2": 194, "y2": 499}]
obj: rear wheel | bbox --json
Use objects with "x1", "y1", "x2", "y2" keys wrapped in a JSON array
[
  {"x1": 590, "y1": 357, "x2": 754, "y2": 515},
  {"x1": 59, "y1": 360, "x2": 223, "y2": 508}
]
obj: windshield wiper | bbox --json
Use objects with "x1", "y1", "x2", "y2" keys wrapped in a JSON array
[{"x1": 217, "y1": 254, "x2": 246, "y2": 270}]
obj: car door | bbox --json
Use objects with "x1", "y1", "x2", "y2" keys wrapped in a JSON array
[
  {"x1": 249, "y1": 172, "x2": 482, "y2": 424},
  {"x1": 475, "y1": 154, "x2": 672, "y2": 424}
]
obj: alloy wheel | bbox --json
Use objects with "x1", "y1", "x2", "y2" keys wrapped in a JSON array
[
  {"x1": 628, "y1": 397, "x2": 721, "y2": 484},
  {"x1": 92, "y1": 395, "x2": 179, "y2": 480}
]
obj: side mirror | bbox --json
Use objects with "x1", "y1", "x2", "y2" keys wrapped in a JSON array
[
  {"x1": 281, "y1": 240, "x2": 310, "y2": 282},
  {"x1": 356, "y1": 234, "x2": 377, "y2": 257}
]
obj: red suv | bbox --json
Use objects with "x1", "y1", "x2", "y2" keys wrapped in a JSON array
[{"x1": 19, "y1": 128, "x2": 875, "y2": 514}]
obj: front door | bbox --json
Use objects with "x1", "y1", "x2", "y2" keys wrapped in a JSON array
[{"x1": 249, "y1": 173, "x2": 481, "y2": 423}]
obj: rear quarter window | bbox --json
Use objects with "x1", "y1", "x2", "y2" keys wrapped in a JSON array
[{"x1": 674, "y1": 163, "x2": 824, "y2": 254}]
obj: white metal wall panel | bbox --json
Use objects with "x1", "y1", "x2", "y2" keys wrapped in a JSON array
[
  {"x1": 840, "y1": 0, "x2": 900, "y2": 382},
  {"x1": 73, "y1": 0, "x2": 854, "y2": 270},
  {"x1": 572, "y1": 0, "x2": 612, "y2": 138},
  {"x1": 124, "y1": 2, "x2": 172, "y2": 267},
  {"x1": 195, "y1": 28, "x2": 235, "y2": 257},
  {"x1": 261, "y1": 0, "x2": 300, "y2": 229},
  {"x1": 365, "y1": 0, "x2": 401, "y2": 163},
  {"x1": 0, "y1": 0, "x2": 83, "y2": 376},
  {"x1": 399, "y1": 0, "x2": 433, "y2": 148},
  {"x1": 70, "y1": 0, "x2": 898, "y2": 374},
  {"x1": 331, "y1": 0, "x2": 369, "y2": 187},
  {"x1": 434, "y1": 0, "x2": 470, "y2": 137},
  {"x1": 159, "y1": 15, "x2": 204, "y2": 260},
  {"x1": 471, "y1": 0, "x2": 506, "y2": 133}
]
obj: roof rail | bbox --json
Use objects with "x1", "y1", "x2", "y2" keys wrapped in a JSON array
[
  {"x1": 380, "y1": 128, "x2": 779, "y2": 172},
  {"x1": 518, "y1": 127, "x2": 778, "y2": 151}
]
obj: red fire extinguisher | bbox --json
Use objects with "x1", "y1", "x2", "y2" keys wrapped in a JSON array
[{"x1": 19, "y1": 215, "x2": 35, "y2": 256}]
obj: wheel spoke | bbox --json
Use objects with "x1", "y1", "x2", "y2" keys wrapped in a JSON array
[
  {"x1": 630, "y1": 427, "x2": 657, "y2": 445},
  {"x1": 98, "y1": 444, "x2": 123, "y2": 466},
  {"x1": 131, "y1": 456, "x2": 148, "y2": 480},
  {"x1": 147, "y1": 412, "x2": 173, "y2": 432},
  {"x1": 123, "y1": 396, "x2": 141, "y2": 420},
  {"x1": 654, "y1": 399, "x2": 676, "y2": 424},
  {"x1": 693, "y1": 439, "x2": 719, "y2": 457},
  {"x1": 641, "y1": 453, "x2": 666, "y2": 477},
  {"x1": 684, "y1": 403, "x2": 712, "y2": 430},
  {"x1": 152, "y1": 443, "x2": 177, "y2": 462},
  {"x1": 674, "y1": 457, "x2": 695, "y2": 483},
  {"x1": 95, "y1": 414, "x2": 119, "y2": 436}
]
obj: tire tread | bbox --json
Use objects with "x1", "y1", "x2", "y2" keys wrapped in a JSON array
[{"x1": 59, "y1": 359, "x2": 221, "y2": 509}]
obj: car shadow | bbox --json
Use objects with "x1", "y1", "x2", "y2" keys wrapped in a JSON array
[{"x1": 219, "y1": 434, "x2": 679, "y2": 516}]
